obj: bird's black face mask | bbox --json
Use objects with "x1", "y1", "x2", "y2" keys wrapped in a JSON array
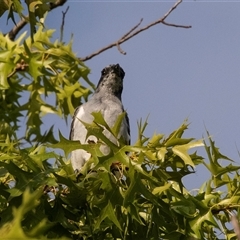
[
  {"x1": 101, "y1": 64, "x2": 125, "y2": 80},
  {"x1": 96, "y1": 64, "x2": 125, "y2": 98}
]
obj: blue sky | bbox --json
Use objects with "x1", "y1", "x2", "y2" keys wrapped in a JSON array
[{"x1": 1, "y1": 1, "x2": 240, "y2": 189}]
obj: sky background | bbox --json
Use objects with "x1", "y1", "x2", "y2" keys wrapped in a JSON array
[{"x1": 1, "y1": 0, "x2": 240, "y2": 190}]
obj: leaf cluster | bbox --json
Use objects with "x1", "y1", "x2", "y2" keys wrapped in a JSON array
[
  {"x1": 0, "y1": 26, "x2": 92, "y2": 144},
  {"x1": 0, "y1": 0, "x2": 58, "y2": 40},
  {"x1": 0, "y1": 114, "x2": 240, "y2": 239},
  {"x1": 1, "y1": 2, "x2": 240, "y2": 239}
]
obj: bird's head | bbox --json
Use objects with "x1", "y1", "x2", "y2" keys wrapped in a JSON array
[{"x1": 96, "y1": 64, "x2": 125, "y2": 99}]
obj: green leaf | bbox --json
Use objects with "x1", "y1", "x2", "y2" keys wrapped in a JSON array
[
  {"x1": 165, "y1": 137, "x2": 195, "y2": 148},
  {"x1": 171, "y1": 199, "x2": 198, "y2": 218},
  {"x1": 91, "y1": 111, "x2": 112, "y2": 133},
  {"x1": 0, "y1": 50, "x2": 14, "y2": 89},
  {"x1": 29, "y1": 1, "x2": 42, "y2": 12},
  {"x1": 112, "y1": 112, "x2": 127, "y2": 139},
  {"x1": 189, "y1": 210, "x2": 218, "y2": 239},
  {"x1": 0, "y1": 161, "x2": 35, "y2": 190},
  {"x1": 164, "y1": 120, "x2": 189, "y2": 145},
  {"x1": 0, "y1": 188, "x2": 51, "y2": 239},
  {"x1": 95, "y1": 201, "x2": 122, "y2": 231},
  {"x1": 29, "y1": 150, "x2": 57, "y2": 169},
  {"x1": 12, "y1": 0, "x2": 24, "y2": 17},
  {"x1": 147, "y1": 133, "x2": 164, "y2": 148},
  {"x1": 152, "y1": 182, "x2": 171, "y2": 195},
  {"x1": 157, "y1": 147, "x2": 168, "y2": 161},
  {"x1": 0, "y1": 0, "x2": 9, "y2": 17},
  {"x1": 49, "y1": 131, "x2": 101, "y2": 157},
  {"x1": 82, "y1": 119, "x2": 119, "y2": 152},
  {"x1": 135, "y1": 117, "x2": 149, "y2": 146},
  {"x1": 172, "y1": 140, "x2": 204, "y2": 167}
]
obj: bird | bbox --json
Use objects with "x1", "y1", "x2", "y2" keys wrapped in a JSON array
[{"x1": 69, "y1": 64, "x2": 130, "y2": 173}]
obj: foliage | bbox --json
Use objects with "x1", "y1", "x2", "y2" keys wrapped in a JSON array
[
  {"x1": 0, "y1": 23, "x2": 92, "y2": 144},
  {"x1": 0, "y1": 0, "x2": 56, "y2": 40},
  {"x1": 1, "y1": 1, "x2": 240, "y2": 240},
  {"x1": 1, "y1": 113, "x2": 240, "y2": 239}
]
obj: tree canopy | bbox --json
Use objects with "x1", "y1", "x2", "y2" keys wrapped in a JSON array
[{"x1": 0, "y1": 1, "x2": 240, "y2": 239}]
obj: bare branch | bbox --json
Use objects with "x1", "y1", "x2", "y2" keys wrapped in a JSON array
[
  {"x1": 116, "y1": 18, "x2": 143, "y2": 55},
  {"x1": 121, "y1": 18, "x2": 143, "y2": 40},
  {"x1": 8, "y1": 18, "x2": 27, "y2": 41},
  {"x1": 60, "y1": 6, "x2": 70, "y2": 42},
  {"x1": 116, "y1": 43, "x2": 126, "y2": 55},
  {"x1": 79, "y1": 0, "x2": 191, "y2": 62},
  {"x1": 161, "y1": 0, "x2": 182, "y2": 21},
  {"x1": 162, "y1": 21, "x2": 192, "y2": 28},
  {"x1": 6, "y1": 0, "x2": 67, "y2": 41}
]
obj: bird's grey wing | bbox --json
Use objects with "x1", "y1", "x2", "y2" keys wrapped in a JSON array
[
  {"x1": 69, "y1": 106, "x2": 80, "y2": 140},
  {"x1": 70, "y1": 104, "x2": 96, "y2": 141},
  {"x1": 124, "y1": 112, "x2": 131, "y2": 145}
]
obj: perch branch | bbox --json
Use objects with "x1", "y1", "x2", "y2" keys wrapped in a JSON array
[
  {"x1": 79, "y1": 0, "x2": 191, "y2": 62},
  {"x1": 6, "y1": 0, "x2": 67, "y2": 41},
  {"x1": 116, "y1": 18, "x2": 143, "y2": 55},
  {"x1": 8, "y1": 18, "x2": 27, "y2": 41}
]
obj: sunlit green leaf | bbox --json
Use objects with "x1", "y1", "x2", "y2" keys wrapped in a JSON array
[
  {"x1": 0, "y1": 6, "x2": 239, "y2": 238},
  {"x1": 172, "y1": 140, "x2": 204, "y2": 167},
  {"x1": 0, "y1": 0, "x2": 9, "y2": 17},
  {"x1": 147, "y1": 133, "x2": 164, "y2": 148},
  {"x1": 152, "y1": 182, "x2": 171, "y2": 195}
]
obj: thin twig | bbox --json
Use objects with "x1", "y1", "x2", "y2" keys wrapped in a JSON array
[
  {"x1": 116, "y1": 18, "x2": 143, "y2": 55},
  {"x1": 162, "y1": 21, "x2": 192, "y2": 28},
  {"x1": 79, "y1": 0, "x2": 191, "y2": 62},
  {"x1": 60, "y1": 6, "x2": 70, "y2": 42},
  {"x1": 121, "y1": 18, "x2": 143, "y2": 40},
  {"x1": 161, "y1": 0, "x2": 181, "y2": 21},
  {"x1": 6, "y1": 0, "x2": 67, "y2": 41},
  {"x1": 116, "y1": 43, "x2": 126, "y2": 55}
]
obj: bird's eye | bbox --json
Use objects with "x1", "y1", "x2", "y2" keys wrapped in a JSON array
[{"x1": 101, "y1": 68, "x2": 107, "y2": 75}]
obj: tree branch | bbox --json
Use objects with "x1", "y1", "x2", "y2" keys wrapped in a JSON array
[
  {"x1": 6, "y1": 0, "x2": 67, "y2": 41},
  {"x1": 162, "y1": 21, "x2": 192, "y2": 28},
  {"x1": 8, "y1": 18, "x2": 27, "y2": 41},
  {"x1": 60, "y1": 6, "x2": 70, "y2": 42},
  {"x1": 79, "y1": 0, "x2": 191, "y2": 62},
  {"x1": 116, "y1": 18, "x2": 143, "y2": 55}
]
